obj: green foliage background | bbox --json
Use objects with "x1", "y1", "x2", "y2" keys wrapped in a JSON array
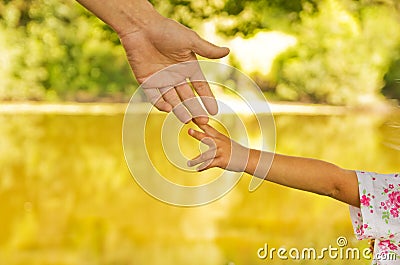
[
  {"x1": 1, "y1": 0, "x2": 400, "y2": 104},
  {"x1": 0, "y1": 0, "x2": 135, "y2": 101}
]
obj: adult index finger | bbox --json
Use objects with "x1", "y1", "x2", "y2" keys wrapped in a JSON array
[
  {"x1": 189, "y1": 64, "x2": 218, "y2": 115},
  {"x1": 175, "y1": 82, "x2": 209, "y2": 125}
]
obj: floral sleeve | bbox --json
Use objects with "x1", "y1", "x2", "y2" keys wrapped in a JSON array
[{"x1": 349, "y1": 171, "x2": 400, "y2": 265}]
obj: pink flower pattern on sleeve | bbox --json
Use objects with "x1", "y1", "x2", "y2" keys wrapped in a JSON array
[{"x1": 350, "y1": 171, "x2": 400, "y2": 265}]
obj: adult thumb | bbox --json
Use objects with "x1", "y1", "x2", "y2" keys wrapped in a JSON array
[{"x1": 191, "y1": 34, "x2": 230, "y2": 59}]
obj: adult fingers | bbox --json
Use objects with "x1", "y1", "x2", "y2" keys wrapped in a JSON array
[
  {"x1": 160, "y1": 87, "x2": 191, "y2": 123},
  {"x1": 189, "y1": 32, "x2": 228, "y2": 116},
  {"x1": 143, "y1": 89, "x2": 173, "y2": 112},
  {"x1": 189, "y1": 61, "x2": 218, "y2": 115},
  {"x1": 189, "y1": 76, "x2": 218, "y2": 116},
  {"x1": 175, "y1": 82, "x2": 209, "y2": 124}
]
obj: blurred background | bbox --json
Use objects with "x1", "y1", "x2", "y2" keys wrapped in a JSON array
[{"x1": 0, "y1": 0, "x2": 399, "y2": 264}]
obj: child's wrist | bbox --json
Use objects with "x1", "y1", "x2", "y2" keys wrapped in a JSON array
[
  {"x1": 244, "y1": 148, "x2": 260, "y2": 175},
  {"x1": 245, "y1": 149, "x2": 274, "y2": 179}
]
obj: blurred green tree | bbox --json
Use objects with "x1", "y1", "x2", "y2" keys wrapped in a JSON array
[
  {"x1": 271, "y1": 0, "x2": 400, "y2": 104},
  {"x1": 152, "y1": 0, "x2": 400, "y2": 104},
  {"x1": 0, "y1": 0, "x2": 136, "y2": 101},
  {"x1": 383, "y1": 58, "x2": 400, "y2": 100},
  {"x1": 1, "y1": 0, "x2": 400, "y2": 103}
]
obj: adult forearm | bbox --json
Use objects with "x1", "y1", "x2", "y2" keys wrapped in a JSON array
[
  {"x1": 75, "y1": 0, "x2": 159, "y2": 35},
  {"x1": 245, "y1": 149, "x2": 360, "y2": 207}
]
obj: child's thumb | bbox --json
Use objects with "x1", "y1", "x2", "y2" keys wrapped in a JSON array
[{"x1": 191, "y1": 34, "x2": 230, "y2": 59}]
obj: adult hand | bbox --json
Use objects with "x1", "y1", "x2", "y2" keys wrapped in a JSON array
[
  {"x1": 76, "y1": 0, "x2": 229, "y2": 123},
  {"x1": 120, "y1": 14, "x2": 230, "y2": 124}
]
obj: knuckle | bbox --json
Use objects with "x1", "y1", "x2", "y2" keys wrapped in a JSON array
[
  {"x1": 154, "y1": 102, "x2": 169, "y2": 112},
  {"x1": 154, "y1": 105, "x2": 167, "y2": 112},
  {"x1": 213, "y1": 157, "x2": 222, "y2": 167},
  {"x1": 194, "y1": 82, "x2": 208, "y2": 92},
  {"x1": 178, "y1": 90, "x2": 192, "y2": 101},
  {"x1": 162, "y1": 91, "x2": 178, "y2": 102}
]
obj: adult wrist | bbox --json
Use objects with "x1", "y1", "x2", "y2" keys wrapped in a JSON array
[{"x1": 112, "y1": 0, "x2": 161, "y2": 37}]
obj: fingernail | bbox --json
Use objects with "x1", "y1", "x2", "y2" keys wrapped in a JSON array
[
  {"x1": 187, "y1": 161, "x2": 192, "y2": 167},
  {"x1": 188, "y1": 128, "x2": 193, "y2": 135}
]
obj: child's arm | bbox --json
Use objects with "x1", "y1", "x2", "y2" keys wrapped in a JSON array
[{"x1": 188, "y1": 123, "x2": 360, "y2": 208}]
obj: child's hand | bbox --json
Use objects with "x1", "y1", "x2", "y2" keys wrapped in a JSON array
[{"x1": 187, "y1": 123, "x2": 249, "y2": 172}]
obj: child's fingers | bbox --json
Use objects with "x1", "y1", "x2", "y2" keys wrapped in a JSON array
[
  {"x1": 197, "y1": 123, "x2": 219, "y2": 138},
  {"x1": 200, "y1": 137, "x2": 216, "y2": 148},
  {"x1": 187, "y1": 148, "x2": 216, "y2": 167},
  {"x1": 197, "y1": 162, "x2": 210, "y2": 171},
  {"x1": 188, "y1": 128, "x2": 208, "y2": 141},
  {"x1": 197, "y1": 159, "x2": 217, "y2": 171}
]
